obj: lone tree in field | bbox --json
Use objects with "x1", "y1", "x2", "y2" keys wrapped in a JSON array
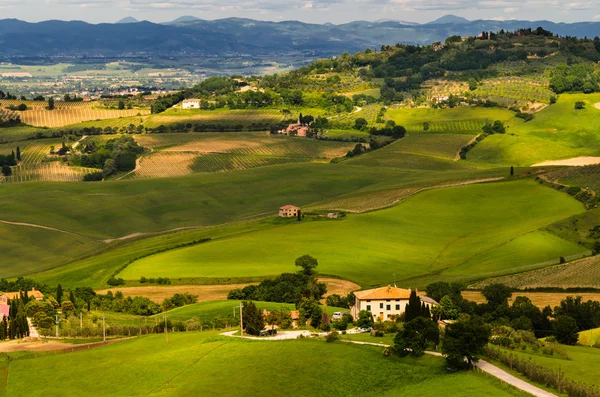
[
  {"x1": 295, "y1": 255, "x2": 318, "y2": 276},
  {"x1": 118, "y1": 100, "x2": 125, "y2": 110},
  {"x1": 510, "y1": 166, "x2": 514, "y2": 176},
  {"x1": 16, "y1": 146, "x2": 21, "y2": 162},
  {"x1": 48, "y1": 97, "x2": 55, "y2": 111}
]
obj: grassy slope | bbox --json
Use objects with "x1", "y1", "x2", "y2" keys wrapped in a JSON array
[
  {"x1": 469, "y1": 93, "x2": 600, "y2": 166},
  {"x1": 153, "y1": 300, "x2": 346, "y2": 322},
  {"x1": 0, "y1": 223, "x2": 104, "y2": 278},
  {"x1": 0, "y1": 164, "x2": 406, "y2": 241},
  {"x1": 119, "y1": 180, "x2": 585, "y2": 287},
  {"x1": 504, "y1": 344, "x2": 600, "y2": 387},
  {"x1": 1, "y1": 332, "x2": 525, "y2": 397},
  {"x1": 579, "y1": 328, "x2": 600, "y2": 347}
]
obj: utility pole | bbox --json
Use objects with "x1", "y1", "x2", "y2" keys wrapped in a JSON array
[
  {"x1": 80, "y1": 312, "x2": 83, "y2": 330},
  {"x1": 55, "y1": 313, "x2": 59, "y2": 338},
  {"x1": 239, "y1": 302, "x2": 244, "y2": 337},
  {"x1": 164, "y1": 315, "x2": 168, "y2": 344},
  {"x1": 102, "y1": 311, "x2": 106, "y2": 344}
]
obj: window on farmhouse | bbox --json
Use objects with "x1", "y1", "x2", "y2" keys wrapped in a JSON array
[
  {"x1": 379, "y1": 303, "x2": 383, "y2": 309},
  {"x1": 395, "y1": 305, "x2": 400, "y2": 310},
  {"x1": 386, "y1": 305, "x2": 391, "y2": 310},
  {"x1": 366, "y1": 305, "x2": 371, "y2": 311}
]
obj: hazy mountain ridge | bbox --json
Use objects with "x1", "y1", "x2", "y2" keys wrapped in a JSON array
[{"x1": 0, "y1": 16, "x2": 599, "y2": 58}]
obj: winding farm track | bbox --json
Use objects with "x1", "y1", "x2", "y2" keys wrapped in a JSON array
[{"x1": 0, "y1": 219, "x2": 99, "y2": 241}]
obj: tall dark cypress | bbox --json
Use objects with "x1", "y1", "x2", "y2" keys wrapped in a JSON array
[
  {"x1": 56, "y1": 284, "x2": 63, "y2": 304},
  {"x1": 16, "y1": 146, "x2": 21, "y2": 161}
]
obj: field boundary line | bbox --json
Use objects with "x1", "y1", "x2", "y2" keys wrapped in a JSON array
[{"x1": 0, "y1": 219, "x2": 102, "y2": 242}]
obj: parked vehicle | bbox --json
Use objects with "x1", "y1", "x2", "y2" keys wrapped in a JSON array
[
  {"x1": 357, "y1": 327, "x2": 373, "y2": 333},
  {"x1": 259, "y1": 329, "x2": 278, "y2": 337}
]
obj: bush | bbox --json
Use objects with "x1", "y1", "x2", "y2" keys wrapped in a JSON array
[
  {"x1": 83, "y1": 172, "x2": 103, "y2": 182},
  {"x1": 326, "y1": 331, "x2": 340, "y2": 343},
  {"x1": 575, "y1": 101, "x2": 585, "y2": 110}
]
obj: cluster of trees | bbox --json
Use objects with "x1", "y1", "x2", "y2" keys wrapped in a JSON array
[
  {"x1": 369, "y1": 123, "x2": 407, "y2": 138},
  {"x1": 550, "y1": 63, "x2": 599, "y2": 94},
  {"x1": 0, "y1": 146, "x2": 21, "y2": 176},
  {"x1": 162, "y1": 293, "x2": 197, "y2": 312},
  {"x1": 150, "y1": 92, "x2": 185, "y2": 114},
  {"x1": 228, "y1": 255, "x2": 326, "y2": 304},
  {"x1": 0, "y1": 113, "x2": 21, "y2": 127},
  {"x1": 0, "y1": 293, "x2": 31, "y2": 340},
  {"x1": 74, "y1": 135, "x2": 144, "y2": 179}
]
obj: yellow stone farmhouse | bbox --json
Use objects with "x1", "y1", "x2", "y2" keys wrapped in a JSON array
[
  {"x1": 351, "y1": 286, "x2": 438, "y2": 321},
  {"x1": 279, "y1": 205, "x2": 300, "y2": 218}
]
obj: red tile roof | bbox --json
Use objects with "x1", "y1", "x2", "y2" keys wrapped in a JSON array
[{"x1": 354, "y1": 286, "x2": 412, "y2": 300}]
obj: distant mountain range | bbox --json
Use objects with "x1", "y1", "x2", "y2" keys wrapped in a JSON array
[{"x1": 0, "y1": 16, "x2": 599, "y2": 59}]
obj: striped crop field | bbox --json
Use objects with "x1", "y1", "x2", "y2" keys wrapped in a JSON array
[
  {"x1": 405, "y1": 120, "x2": 488, "y2": 134},
  {"x1": 1, "y1": 162, "x2": 96, "y2": 183},
  {"x1": 474, "y1": 76, "x2": 554, "y2": 106},
  {"x1": 127, "y1": 132, "x2": 356, "y2": 179},
  {"x1": 143, "y1": 109, "x2": 285, "y2": 128},
  {"x1": 0, "y1": 126, "x2": 42, "y2": 143},
  {"x1": 0, "y1": 139, "x2": 62, "y2": 164},
  {"x1": 190, "y1": 153, "x2": 306, "y2": 173},
  {"x1": 0, "y1": 100, "x2": 150, "y2": 128}
]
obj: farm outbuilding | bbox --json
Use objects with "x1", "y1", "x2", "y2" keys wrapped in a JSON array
[
  {"x1": 182, "y1": 99, "x2": 201, "y2": 109},
  {"x1": 279, "y1": 205, "x2": 300, "y2": 218}
]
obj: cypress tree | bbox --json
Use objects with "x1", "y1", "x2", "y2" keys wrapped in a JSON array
[
  {"x1": 56, "y1": 284, "x2": 63, "y2": 304},
  {"x1": 405, "y1": 290, "x2": 422, "y2": 322},
  {"x1": 69, "y1": 290, "x2": 76, "y2": 308},
  {"x1": 510, "y1": 166, "x2": 514, "y2": 176},
  {"x1": 16, "y1": 146, "x2": 21, "y2": 161}
]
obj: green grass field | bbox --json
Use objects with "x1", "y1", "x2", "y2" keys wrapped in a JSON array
[
  {"x1": 469, "y1": 93, "x2": 600, "y2": 166},
  {"x1": 500, "y1": 344, "x2": 600, "y2": 387},
  {"x1": 0, "y1": 331, "x2": 526, "y2": 397},
  {"x1": 119, "y1": 180, "x2": 586, "y2": 287}
]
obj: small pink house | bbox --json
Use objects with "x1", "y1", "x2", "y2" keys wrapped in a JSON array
[{"x1": 0, "y1": 304, "x2": 9, "y2": 320}]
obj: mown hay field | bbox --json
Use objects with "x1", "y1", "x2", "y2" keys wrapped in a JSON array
[
  {"x1": 1, "y1": 331, "x2": 524, "y2": 397},
  {"x1": 462, "y1": 291, "x2": 600, "y2": 309},
  {"x1": 470, "y1": 255, "x2": 600, "y2": 290},
  {"x1": 119, "y1": 180, "x2": 586, "y2": 287},
  {"x1": 126, "y1": 133, "x2": 356, "y2": 179}
]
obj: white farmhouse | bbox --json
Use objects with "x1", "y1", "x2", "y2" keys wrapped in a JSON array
[
  {"x1": 352, "y1": 286, "x2": 438, "y2": 321},
  {"x1": 182, "y1": 98, "x2": 201, "y2": 109}
]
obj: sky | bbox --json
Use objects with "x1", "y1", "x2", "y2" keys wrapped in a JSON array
[{"x1": 0, "y1": 0, "x2": 599, "y2": 24}]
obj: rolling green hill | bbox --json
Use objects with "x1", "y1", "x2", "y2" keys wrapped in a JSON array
[
  {"x1": 118, "y1": 180, "x2": 586, "y2": 287},
  {"x1": 468, "y1": 94, "x2": 600, "y2": 165}
]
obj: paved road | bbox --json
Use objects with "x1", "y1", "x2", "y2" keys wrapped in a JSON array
[{"x1": 221, "y1": 330, "x2": 557, "y2": 397}]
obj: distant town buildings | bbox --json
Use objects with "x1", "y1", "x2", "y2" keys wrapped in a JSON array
[{"x1": 0, "y1": 288, "x2": 44, "y2": 304}]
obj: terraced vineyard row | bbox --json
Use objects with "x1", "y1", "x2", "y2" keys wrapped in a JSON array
[
  {"x1": 190, "y1": 153, "x2": 307, "y2": 173},
  {"x1": 0, "y1": 139, "x2": 63, "y2": 164},
  {"x1": 17, "y1": 108, "x2": 149, "y2": 128},
  {"x1": 0, "y1": 100, "x2": 98, "y2": 110},
  {"x1": 144, "y1": 109, "x2": 285, "y2": 128},
  {"x1": 1, "y1": 162, "x2": 96, "y2": 183},
  {"x1": 406, "y1": 120, "x2": 487, "y2": 134},
  {"x1": 474, "y1": 77, "x2": 554, "y2": 106},
  {"x1": 330, "y1": 104, "x2": 383, "y2": 129},
  {"x1": 546, "y1": 164, "x2": 600, "y2": 193}
]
